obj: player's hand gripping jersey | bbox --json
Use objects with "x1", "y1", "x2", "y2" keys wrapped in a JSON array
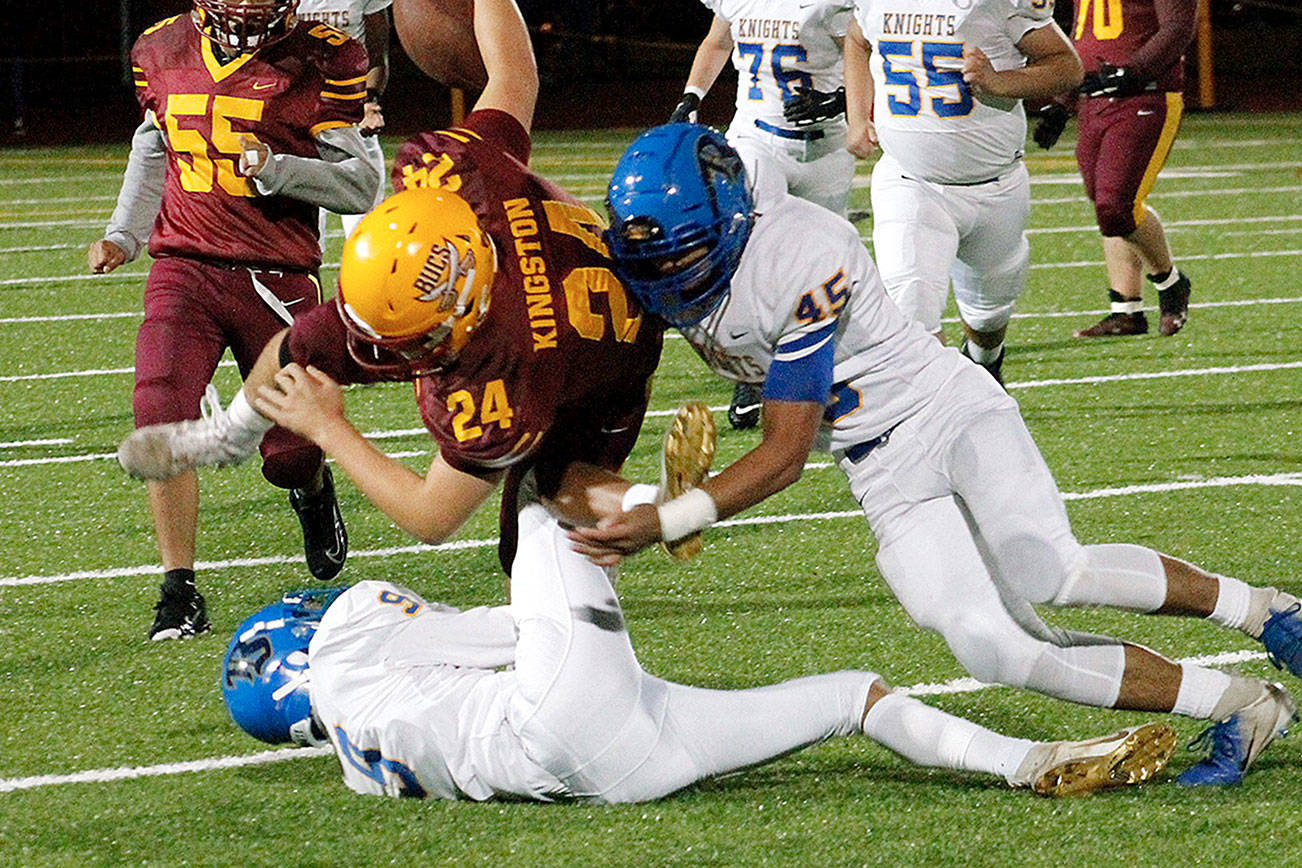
[
  {"x1": 132, "y1": 15, "x2": 367, "y2": 268},
  {"x1": 853, "y1": 0, "x2": 1054, "y2": 183},
  {"x1": 1071, "y1": 0, "x2": 1190, "y2": 91},
  {"x1": 706, "y1": 0, "x2": 855, "y2": 136},
  {"x1": 679, "y1": 194, "x2": 1003, "y2": 452},
  {"x1": 287, "y1": 110, "x2": 664, "y2": 477}
]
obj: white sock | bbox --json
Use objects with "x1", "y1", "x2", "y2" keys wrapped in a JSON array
[
  {"x1": 861, "y1": 692, "x2": 1033, "y2": 782},
  {"x1": 1172, "y1": 663, "x2": 1233, "y2": 719},
  {"x1": 1151, "y1": 267, "x2": 1181, "y2": 291},
  {"x1": 967, "y1": 342, "x2": 1003, "y2": 364},
  {"x1": 228, "y1": 388, "x2": 274, "y2": 435},
  {"x1": 1208, "y1": 574, "x2": 1253, "y2": 632}
]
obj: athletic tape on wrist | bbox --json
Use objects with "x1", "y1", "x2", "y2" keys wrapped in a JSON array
[
  {"x1": 683, "y1": 86, "x2": 706, "y2": 100},
  {"x1": 657, "y1": 488, "x2": 717, "y2": 543}
]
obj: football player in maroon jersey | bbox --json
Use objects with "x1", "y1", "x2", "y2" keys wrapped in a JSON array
[
  {"x1": 116, "y1": 0, "x2": 709, "y2": 575},
  {"x1": 1036, "y1": 0, "x2": 1196, "y2": 337},
  {"x1": 91, "y1": 0, "x2": 381, "y2": 639}
]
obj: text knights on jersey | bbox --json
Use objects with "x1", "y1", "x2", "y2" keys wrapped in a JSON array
[
  {"x1": 880, "y1": 13, "x2": 958, "y2": 37},
  {"x1": 734, "y1": 18, "x2": 802, "y2": 40}
]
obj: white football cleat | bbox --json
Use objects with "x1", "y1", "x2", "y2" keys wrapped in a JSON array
[
  {"x1": 117, "y1": 384, "x2": 263, "y2": 480},
  {"x1": 1013, "y1": 722, "x2": 1177, "y2": 797},
  {"x1": 658, "y1": 402, "x2": 717, "y2": 561}
]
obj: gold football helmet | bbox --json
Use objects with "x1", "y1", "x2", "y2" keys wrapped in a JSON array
[{"x1": 338, "y1": 187, "x2": 497, "y2": 377}]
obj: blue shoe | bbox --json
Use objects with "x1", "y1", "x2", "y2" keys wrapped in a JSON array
[
  {"x1": 1260, "y1": 603, "x2": 1302, "y2": 678},
  {"x1": 1177, "y1": 683, "x2": 1296, "y2": 786}
]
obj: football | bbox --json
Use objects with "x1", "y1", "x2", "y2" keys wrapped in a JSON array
[{"x1": 392, "y1": 0, "x2": 489, "y2": 91}]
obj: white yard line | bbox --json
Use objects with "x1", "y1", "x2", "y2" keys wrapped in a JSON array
[
  {"x1": 0, "y1": 645, "x2": 1274, "y2": 794},
  {"x1": 4, "y1": 471, "x2": 1299, "y2": 588},
  {"x1": 0, "y1": 438, "x2": 72, "y2": 448}
]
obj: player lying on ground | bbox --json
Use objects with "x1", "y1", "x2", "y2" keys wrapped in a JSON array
[
  {"x1": 116, "y1": 0, "x2": 691, "y2": 570},
  {"x1": 570, "y1": 123, "x2": 1302, "y2": 787},
  {"x1": 223, "y1": 503, "x2": 1176, "y2": 800}
]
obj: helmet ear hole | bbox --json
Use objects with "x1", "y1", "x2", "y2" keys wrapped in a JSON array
[{"x1": 337, "y1": 187, "x2": 497, "y2": 377}]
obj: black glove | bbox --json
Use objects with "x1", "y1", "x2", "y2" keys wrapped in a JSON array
[
  {"x1": 1079, "y1": 63, "x2": 1149, "y2": 98},
  {"x1": 782, "y1": 85, "x2": 846, "y2": 126},
  {"x1": 1032, "y1": 103, "x2": 1070, "y2": 149},
  {"x1": 669, "y1": 92, "x2": 701, "y2": 124}
]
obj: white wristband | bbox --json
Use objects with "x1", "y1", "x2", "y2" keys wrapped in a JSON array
[
  {"x1": 657, "y1": 488, "x2": 717, "y2": 543},
  {"x1": 683, "y1": 85, "x2": 707, "y2": 99}
]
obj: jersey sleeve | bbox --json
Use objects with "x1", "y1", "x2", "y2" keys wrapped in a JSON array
[
  {"x1": 460, "y1": 109, "x2": 533, "y2": 165},
  {"x1": 1007, "y1": 0, "x2": 1056, "y2": 42},
  {"x1": 129, "y1": 26, "x2": 168, "y2": 117},
  {"x1": 362, "y1": 0, "x2": 395, "y2": 11},
  {"x1": 823, "y1": 2, "x2": 857, "y2": 40},
  {"x1": 419, "y1": 375, "x2": 550, "y2": 478},
  {"x1": 310, "y1": 28, "x2": 369, "y2": 137}
]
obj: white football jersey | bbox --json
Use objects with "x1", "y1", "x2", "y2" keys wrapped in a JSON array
[
  {"x1": 703, "y1": 0, "x2": 856, "y2": 133},
  {"x1": 853, "y1": 0, "x2": 1053, "y2": 183},
  {"x1": 295, "y1": 0, "x2": 392, "y2": 41},
  {"x1": 681, "y1": 194, "x2": 988, "y2": 451},
  {"x1": 309, "y1": 581, "x2": 567, "y2": 801}
]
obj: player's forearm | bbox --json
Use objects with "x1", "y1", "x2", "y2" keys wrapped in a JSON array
[
  {"x1": 104, "y1": 115, "x2": 166, "y2": 261},
  {"x1": 363, "y1": 10, "x2": 390, "y2": 96},
  {"x1": 473, "y1": 0, "x2": 539, "y2": 130},
  {"x1": 313, "y1": 423, "x2": 467, "y2": 544},
  {"x1": 844, "y1": 22, "x2": 874, "y2": 131},
  {"x1": 685, "y1": 19, "x2": 734, "y2": 94},
  {"x1": 700, "y1": 400, "x2": 823, "y2": 520},
  {"x1": 992, "y1": 25, "x2": 1083, "y2": 99},
  {"x1": 252, "y1": 126, "x2": 380, "y2": 213},
  {"x1": 1126, "y1": 0, "x2": 1197, "y2": 82}
]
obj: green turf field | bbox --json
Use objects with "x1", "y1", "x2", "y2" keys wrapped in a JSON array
[{"x1": 1, "y1": 112, "x2": 1300, "y2": 866}]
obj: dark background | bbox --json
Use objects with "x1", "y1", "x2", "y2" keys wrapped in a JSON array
[{"x1": 0, "y1": 0, "x2": 1297, "y2": 145}]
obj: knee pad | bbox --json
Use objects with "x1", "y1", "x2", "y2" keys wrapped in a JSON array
[
  {"x1": 982, "y1": 522, "x2": 1071, "y2": 605},
  {"x1": 1025, "y1": 642, "x2": 1125, "y2": 707},
  {"x1": 1096, "y1": 201, "x2": 1137, "y2": 237},
  {"x1": 940, "y1": 613, "x2": 1041, "y2": 688},
  {"x1": 886, "y1": 277, "x2": 947, "y2": 334},
  {"x1": 261, "y1": 443, "x2": 323, "y2": 489}
]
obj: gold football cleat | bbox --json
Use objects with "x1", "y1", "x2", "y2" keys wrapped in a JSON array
[
  {"x1": 659, "y1": 402, "x2": 717, "y2": 561},
  {"x1": 1030, "y1": 722, "x2": 1177, "y2": 797}
]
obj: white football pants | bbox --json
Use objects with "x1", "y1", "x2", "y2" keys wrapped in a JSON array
[
  {"x1": 507, "y1": 505, "x2": 874, "y2": 803},
  {"x1": 728, "y1": 123, "x2": 856, "y2": 218},
  {"x1": 840, "y1": 367, "x2": 1143, "y2": 709},
  {"x1": 870, "y1": 153, "x2": 1030, "y2": 335}
]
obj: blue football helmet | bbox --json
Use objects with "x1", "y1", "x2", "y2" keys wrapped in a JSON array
[
  {"x1": 221, "y1": 587, "x2": 347, "y2": 745},
  {"x1": 604, "y1": 123, "x2": 753, "y2": 327}
]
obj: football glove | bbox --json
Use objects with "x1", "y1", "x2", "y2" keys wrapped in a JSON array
[
  {"x1": 1079, "y1": 63, "x2": 1149, "y2": 98},
  {"x1": 669, "y1": 92, "x2": 701, "y2": 124},
  {"x1": 783, "y1": 86, "x2": 846, "y2": 126},
  {"x1": 1032, "y1": 103, "x2": 1070, "y2": 149}
]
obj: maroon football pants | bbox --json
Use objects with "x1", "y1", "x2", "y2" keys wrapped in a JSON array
[
  {"x1": 133, "y1": 255, "x2": 324, "y2": 489},
  {"x1": 1076, "y1": 91, "x2": 1185, "y2": 238}
]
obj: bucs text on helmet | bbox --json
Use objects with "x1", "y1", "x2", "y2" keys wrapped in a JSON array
[
  {"x1": 604, "y1": 123, "x2": 753, "y2": 328},
  {"x1": 193, "y1": 0, "x2": 299, "y2": 53},
  {"x1": 337, "y1": 187, "x2": 498, "y2": 378}
]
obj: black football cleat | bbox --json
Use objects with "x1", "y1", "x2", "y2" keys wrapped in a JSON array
[
  {"x1": 960, "y1": 340, "x2": 1006, "y2": 388},
  {"x1": 149, "y1": 581, "x2": 211, "y2": 641},
  {"x1": 728, "y1": 382, "x2": 763, "y2": 430},
  {"x1": 1074, "y1": 311, "x2": 1149, "y2": 338},
  {"x1": 1156, "y1": 272, "x2": 1191, "y2": 336},
  {"x1": 290, "y1": 466, "x2": 348, "y2": 581}
]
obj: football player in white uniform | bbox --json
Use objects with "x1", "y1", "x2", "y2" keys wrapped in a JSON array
[
  {"x1": 296, "y1": 0, "x2": 392, "y2": 239},
  {"x1": 671, "y1": 0, "x2": 858, "y2": 430},
  {"x1": 842, "y1": 0, "x2": 1082, "y2": 383},
  {"x1": 576, "y1": 124, "x2": 1302, "y2": 787},
  {"x1": 223, "y1": 504, "x2": 1178, "y2": 800}
]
